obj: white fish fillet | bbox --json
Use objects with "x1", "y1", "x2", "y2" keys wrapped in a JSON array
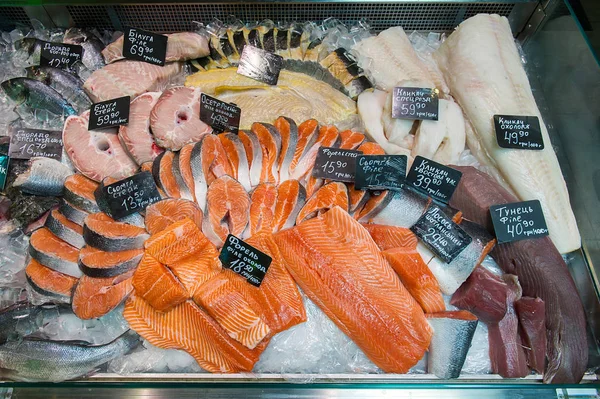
[
  {"x1": 352, "y1": 27, "x2": 435, "y2": 91},
  {"x1": 434, "y1": 14, "x2": 580, "y2": 253},
  {"x1": 119, "y1": 92, "x2": 164, "y2": 165}
]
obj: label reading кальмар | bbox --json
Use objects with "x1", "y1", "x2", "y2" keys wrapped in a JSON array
[
  {"x1": 219, "y1": 234, "x2": 272, "y2": 287},
  {"x1": 101, "y1": 172, "x2": 162, "y2": 219},
  {"x1": 9, "y1": 127, "x2": 63, "y2": 161},
  {"x1": 312, "y1": 147, "x2": 362, "y2": 183},
  {"x1": 354, "y1": 155, "x2": 407, "y2": 191},
  {"x1": 406, "y1": 156, "x2": 462, "y2": 204},
  {"x1": 122, "y1": 27, "x2": 168, "y2": 66},
  {"x1": 490, "y1": 200, "x2": 549, "y2": 244},
  {"x1": 494, "y1": 115, "x2": 544, "y2": 150},
  {"x1": 88, "y1": 96, "x2": 130, "y2": 131}
]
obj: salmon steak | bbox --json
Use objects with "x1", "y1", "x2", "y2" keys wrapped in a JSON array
[
  {"x1": 361, "y1": 224, "x2": 418, "y2": 250},
  {"x1": 63, "y1": 174, "x2": 100, "y2": 214},
  {"x1": 274, "y1": 116, "x2": 298, "y2": 182},
  {"x1": 251, "y1": 122, "x2": 282, "y2": 184},
  {"x1": 59, "y1": 198, "x2": 90, "y2": 226},
  {"x1": 218, "y1": 132, "x2": 252, "y2": 192},
  {"x1": 174, "y1": 144, "x2": 196, "y2": 201},
  {"x1": 273, "y1": 179, "x2": 306, "y2": 232},
  {"x1": 144, "y1": 199, "x2": 203, "y2": 236},
  {"x1": 296, "y1": 181, "x2": 348, "y2": 224},
  {"x1": 132, "y1": 254, "x2": 189, "y2": 312},
  {"x1": 145, "y1": 218, "x2": 207, "y2": 264},
  {"x1": 72, "y1": 271, "x2": 134, "y2": 319},
  {"x1": 29, "y1": 227, "x2": 81, "y2": 278},
  {"x1": 83, "y1": 213, "x2": 150, "y2": 252},
  {"x1": 246, "y1": 183, "x2": 277, "y2": 237},
  {"x1": 25, "y1": 259, "x2": 78, "y2": 301},
  {"x1": 338, "y1": 130, "x2": 366, "y2": 150},
  {"x1": 78, "y1": 246, "x2": 143, "y2": 278},
  {"x1": 237, "y1": 129, "x2": 262, "y2": 188},
  {"x1": 119, "y1": 92, "x2": 164, "y2": 165},
  {"x1": 289, "y1": 119, "x2": 319, "y2": 178},
  {"x1": 274, "y1": 206, "x2": 432, "y2": 373},
  {"x1": 152, "y1": 151, "x2": 182, "y2": 199},
  {"x1": 45, "y1": 209, "x2": 85, "y2": 249}
]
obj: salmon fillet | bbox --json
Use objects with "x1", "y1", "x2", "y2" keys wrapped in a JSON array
[
  {"x1": 169, "y1": 251, "x2": 222, "y2": 296},
  {"x1": 247, "y1": 183, "x2": 277, "y2": 237},
  {"x1": 296, "y1": 181, "x2": 348, "y2": 224},
  {"x1": 144, "y1": 199, "x2": 203, "y2": 235},
  {"x1": 382, "y1": 248, "x2": 445, "y2": 313},
  {"x1": 72, "y1": 271, "x2": 134, "y2": 319},
  {"x1": 145, "y1": 218, "x2": 206, "y2": 264},
  {"x1": 124, "y1": 296, "x2": 265, "y2": 372},
  {"x1": 274, "y1": 206, "x2": 432, "y2": 373},
  {"x1": 132, "y1": 254, "x2": 189, "y2": 312},
  {"x1": 361, "y1": 224, "x2": 418, "y2": 250},
  {"x1": 25, "y1": 259, "x2": 77, "y2": 300},
  {"x1": 273, "y1": 179, "x2": 306, "y2": 232},
  {"x1": 339, "y1": 130, "x2": 366, "y2": 150}
]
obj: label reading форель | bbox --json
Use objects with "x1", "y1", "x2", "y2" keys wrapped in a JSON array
[
  {"x1": 101, "y1": 171, "x2": 162, "y2": 219},
  {"x1": 494, "y1": 115, "x2": 544, "y2": 150},
  {"x1": 237, "y1": 45, "x2": 283, "y2": 86},
  {"x1": 490, "y1": 200, "x2": 549, "y2": 244},
  {"x1": 354, "y1": 154, "x2": 407, "y2": 191},
  {"x1": 199, "y1": 93, "x2": 241, "y2": 134},
  {"x1": 88, "y1": 96, "x2": 130, "y2": 131},
  {"x1": 39, "y1": 40, "x2": 83, "y2": 70},
  {"x1": 0, "y1": 155, "x2": 8, "y2": 191},
  {"x1": 411, "y1": 205, "x2": 472, "y2": 263},
  {"x1": 392, "y1": 87, "x2": 439, "y2": 121},
  {"x1": 8, "y1": 127, "x2": 63, "y2": 161},
  {"x1": 406, "y1": 156, "x2": 462, "y2": 204},
  {"x1": 122, "y1": 27, "x2": 167, "y2": 66},
  {"x1": 312, "y1": 147, "x2": 362, "y2": 183},
  {"x1": 219, "y1": 234, "x2": 272, "y2": 287}
]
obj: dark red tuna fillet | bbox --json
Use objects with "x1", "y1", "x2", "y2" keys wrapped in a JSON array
[{"x1": 516, "y1": 297, "x2": 547, "y2": 374}]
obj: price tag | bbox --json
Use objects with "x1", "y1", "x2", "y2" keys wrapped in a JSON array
[
  {"x1": 490, "y1": 200, "x2": 549, "y2": 244},
  {"x1": 88, "y1": 96, "x2": 130, "y2": 131},
  {"x1": 100, "y1": 172, "x2": 161, "y2": 219},
  {"x1": 237, "y1": 45, "x2": 283, "y2": 85},
  {"x1": 494, "y1": 115, "x2": 544, "y2": 150},
  {"x1": 411, "y1": 205, "x2": 472, "y2": 263},
  {"x1": 406, "y1": 156, "x2": 462, "y2": 204},
  {"x1": 39, "y1": 40, "x2": 82, "y2": 70},
  {"x1": 219, "y1": 234, "x2": 272, "y2": 287},
  {"x1": 312, "y1": 147, "x2": 361, "y2": 182},
  {"x1": 199, "y1": 93, "x2": 241, "y2": 133},
  {"x1": 354, "y1": 155, "x2": 407, "y2": 191},
  {"x1": 0, "y1": 155, "x2": 8, "y2": 191},
  {"x1": 8, "y1": 127, "x2": 62, "y2": 161},
  {"x1": 392, "y1": 87, "x2": 439, "y2": 121},
  {"x1": 122, "y1": 27, "x2": 168, "y2": 66}
]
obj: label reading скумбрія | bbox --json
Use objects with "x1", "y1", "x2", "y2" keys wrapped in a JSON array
[
  {"x1": 411, "y1": 205, "x2": 472, "y2": 263},
  {"x1": 237, "y1": 45, "x2": 283, "y2": 85},
  {"x1": 101, "y1": 172, "x2": 162, "y2": 219},
  {"x1": 490, "y1": 200, "x2": 549, "y2": 244},
  {"x1": 354, "y1": 155, "x2": 407, "y2": 191},
  {"x1": 406, "y1": 156, "x2": 462, "y2": 204},
  {"x1": 88, "y1": 96, "x2": 130, "y2": 131},
  {"x1": 312, "y1": 147, "x2": 362, "y2": 183},
  {"x1": 392, "y1": 87, "x2": 439, "y2": 121},
  {"x1": 0, "y1": 155, "x2": 8, "y2": 191},
  {"x1": 9, "y1": 127, "x2": 63, "y2": 161},
  {"x1": 122, "y1": 27, "x2": 167, "y2": 66},
  {"x1": 199, "y1": 93, "x2": 241, "y2": 134},
  {"x1": 219, "y1": 234, "x2": 272, "y2": 287},
  {"x1": 494, "y1": 115, "x2": 544, "y2": 150},
  {"x1": 39, "y1": 40, "x2": 83, "y2": 70}
]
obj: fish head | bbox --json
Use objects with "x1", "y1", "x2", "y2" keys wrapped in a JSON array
[
  {"x1": 1, "y1": 78, "x2": 26, "y2": 103},
  {"x1": 14, "y1": 38, "x2": 37, "y2": 55}
]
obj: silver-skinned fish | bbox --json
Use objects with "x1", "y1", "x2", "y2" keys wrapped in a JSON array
[{"x1": 12, "y1": 157, "x2": 74, "y2": 197}]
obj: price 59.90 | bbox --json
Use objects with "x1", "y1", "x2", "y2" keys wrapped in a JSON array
[
  {"x1": 400, "y1": 102, "x2": 426, "y2": 116},
  {"x1": 97, "y1": 111, "x2": 120, "y2": 126}
]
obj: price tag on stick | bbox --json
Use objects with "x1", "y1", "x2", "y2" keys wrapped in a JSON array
[
  {"x1": 406, "y1": 156, "x2": 462, "y2": 204},
  {"x1": 100, "y1": 172, "x2": 162, "y2": 219},
  {"x1": 312, "y1": 147, "x2": 361, "y2": 182},
  {"x1": 219, "y1": 234, "x2": 272, "y2": 287},
  {"x1": 39, "y1": 41, "x2": 83, "y2": 70},
  {"x1": 8, "y1": 127, "x2": 63, "y2": 161},
  {"x1": 88, "y1": 96, "x2": 130, "y2": 131},
  {"x1": 122, "y1": 27, "x2": 168, "y2": 66},
  {"x1": 199, "y1": 93, "x2": 241, "y2": 133},
  {"x1": 490, "y1": 200, "x2": 549, "y2": 244},
  {"x1": 392, "y1": 87, "x2": 439, "y2": 121},
  {"x1": 354, "y1": 155, "x2": 407, "y2": 191},
  {"x1": 494, "y1": 115, "x2": 544, "y2": 150}
]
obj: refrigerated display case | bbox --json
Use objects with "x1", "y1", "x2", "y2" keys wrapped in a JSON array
[{"x1": 0, "y1": 0, "x2": 599, "y2": 397}]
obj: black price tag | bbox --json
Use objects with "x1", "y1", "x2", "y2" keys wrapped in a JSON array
[
  {"x1": 8, "y1": 127, "x2": 63, "y2": 161},
  {"x1": 0, "y1": 155, "x2": 8, "y2": 191},
  {"x1": 494, "y1": 115, "x2": 544, "y2": 150},
  {"x1": 88, "y1": 96, "x2": 130, "y2": 131},
  {"x1": 411, "y1": 205, "x2": 472, "y2": 263},
  {"x1": 219, "y1": 234, "x2": 272, "y2": 287},
  {"x1": 490, "y1": 200, "x2": 549, "y2": 244},
  {"x1": 39, "y1": 40, "x2": 82, "y2": 70},
  {"x1": 237, "y1": 45, "x2": 283, "y2": 85},
  {"x1": 199, "y1": 93, "x2": 241, "y2": 133},
  {"x1": 392, "y1": 87, "x2": 439, "y2": 121},
  {"x1": 406, "y1": 156, "x2": 462, "y2": 204},
  {"x1": 122, "y1": 27, "x2": 168, "y2": 66},
  {"x1": 101, "y1": 172, "x2": 162, "y2": 219},
  {"x1": 312, "y1": 147, "x2": 361, "y2": 183},
  {"x1": 354, "y1": 155, "x2": 407, "y2": 191}
]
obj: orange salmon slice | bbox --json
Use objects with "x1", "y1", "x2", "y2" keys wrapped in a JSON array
[
  {"x1": 361, "y1": 224, "x2": 418, "y2": 250},
  {"x1": 296, "y1": 181, "x2": 349, "y2": 224},
  {"x1": 247, "y1": 183, "x2": 277, "y2": 237},
  {"x1": 273, "y1": 179, "x2": 306, "y2": 232},
  {"x1": 144, "y1": 198, "x2": 203, "y2": 235},
  {"x1": 25, "y1": 259, "x2": 77, "y2": 300},
  {"x1": 251, "y1": 122, "x2": 281, "y2": 184},
  {"x1": 145, "y1": 218, "x2": 206, "y2": 264},
  {"x1": 72, "y1": 271, "x2": 134, "y2": 319}
]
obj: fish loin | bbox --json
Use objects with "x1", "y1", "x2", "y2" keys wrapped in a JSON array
[
  {"x1": 273, "y1": 179, "x2": 306, "y2": 232},
  {"x1": 63, "y1": 174, "x2": 100, "y2": 213},
  {"x1": 72, "y1": 272, "x2": 134, "y2": 319},
  {"x1": 29, "y1": 228, "x2": 82, "y2": 278},
  {"x1": 119, "y1": 92, "x2": 164, "y2": 165},
  {"x1": 63, "y1": 112, "x2": 138, "y2": 182},
  {"x1": 434, "y1": 15, "x2": 580, "y2": 253},
  {"x1": 274, "y1": 116, "x2": 298, "y2": 182},
  {"x1": 132, "y1": 254, "x2": 189, "y2": 312},
  {"x1": 45, "y1": 209, "x2": 85, "y2": 249},
  {"x1": 246, "y1": 183, "x2": 277, "y2": 237},
  {"x1": 83, "y1": 213, "x2": 149, "y2": 252},
  {"x1": 78, "y1": 245, "x2": 143, "y2": 278},
  {"x1": 515, "y1": 297, "x2": 546, "y2": 374},
  {"x1": 251, "y1": 122, "x2": 282, "y2": 185},
  {"x1": 296, "y1": 181, "x2": 348, "y2": 224},
  {"x1": 144, "y1": 198, "x2": 203, "y2": 235},
  {"x1": 238, "y1": 130, "x2": 263, "y2": 189},
  {"x1": 13, "y1": 157, "x2": 73, "y2": 197},
  {"x1": 145, "y1": 218, "x2": 206, "y2": 264},
  {"x1": 25, "y1": 259, "x2": 77, "y2": 301}
]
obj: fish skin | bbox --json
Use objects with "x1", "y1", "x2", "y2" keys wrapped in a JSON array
[
  {"x1": 72, "y1": 271, "x2": 134, "y2": 320},
  {"x1": 274, "y1": 117, "x2": 298, "y2": 183},
  {"x1": 83, "y1": 213, "x2": 149, "y2": 252},
  {"x1": 237, "y1": 130, "x2": 263, "y2": 188},
  {"x1": 12, "y1": 157, "x2": 73, "y2": 197},
  {"x1": 1, "y1": 77, "x2": 77, "y2": 117},
  {"x1": 144, "y1": 199, "x2": 203, "y2": 236},
  {"x1": 363, "y1": 186, "x2": 431, "y2": 227},
  {"x1": 132, "y1": 254, "x2": 189, "y2": 312},
  {"x1": 426, "y1": 310, "x2": 478, "y2": 379},
  {"x1": 63, "y1": 28, "x2": 106, "y2": 72},
  {"x1": 63, "y1": 174, "x2": 100, "y2": 214},
  {"x1": 25, "y1": 66, "x2": 92, "y2": 112},
  {"x1": 251, "y1": 122, "x2": 282, "y2": 185},
  {"x1": 355, "y1": 190, "x2": 392, "y2": 222},
  {"x1": 59, "y1": 199, "x2": 89, "y2": 226},
  {"x1": 0, "y1": 302, "x2": 72, "y2": 345},
  {"x1": 449, "y1": 165, "x2": 587, "y2": 383},
  {"x1": 78, "y1": 246, "x2": 143, "y2": 278},
  {"x1": 177, "y1": 143, "x2": 197, "y2": 202},
  {"x1": 45, "y1": 209, "x2": 85, "y2": 249},
  {"x1": 29, "y1": 228, "x2": 82, "y2": 278},
  {"x1": 0, "y1": 330, "x2": 140, "y2": 382},
  {"x1": 515, "y1": 297, "x2": 546, "y2": 374},
  {"x1": 25, "y1": 259, "x2": 77, "y2": 301},
  {"x1": 155, "y1": 151, "x2": 181, "y2": 199},
  {"x1": 218, "y1": 133, "x2": 252, "y2": 192},
  {"x1": 273, "y1": 179, "x2": 306, "y2": 232},
  {"x1": 189, "y1": 139, "x2": 210, "y2": 212}
]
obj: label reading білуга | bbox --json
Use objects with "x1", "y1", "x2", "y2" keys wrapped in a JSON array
[
  {"x1": 219, "y1": 234, "x2": 272, "y2": 287},
  {"x1": 494, "y1": 115, "x2": 544, "y2": 150},
  {"x1": 490, "y1": 200, "x2": 549, "y2": 244},
  {"x1": 9, "y1": 127, "x2": 63, "y2": 161},
  {"x1": 406, "y1": 156, "x2": 462, "y2": 204},
  {"x1": 392, "y1": 87, "x2": 439, "y2": 121},
  {"x1": 122, "y1": 27, "x2": 168, "y2": 66},
  {"x1": 411, "y1": 205, "x2": 472, "y2": 263},
  {"x1": 0, "y1": 155, "x2": 8, "y2": 191},
  {"x1": 237, "y1": 45, "x2": 284, "y2": 85},
  {"x1": 101, "y1": 172, "x2": 162, "y2": 219},
  {"x1": 88, "y1": 96, "x2": 130, "y2": 131},
  {"x1": 199, "y1": 93, "x2": 241, "y2": 134},
  {"x1": 312, "y1": 147, "x2": 362, "y2": 183},
  {"x1": 354, "y1": 155, "x2": 407, "y2": 191},
  {"x1": 39, "y1": 41, "x2": 82, "y2": 70}
]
